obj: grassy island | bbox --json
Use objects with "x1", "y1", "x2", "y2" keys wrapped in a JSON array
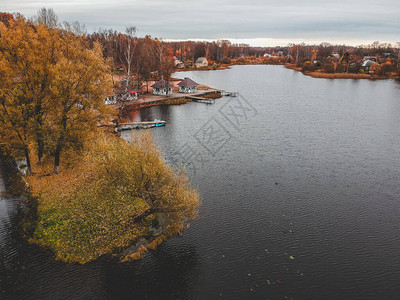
[{"x1": 27, "y1": 132, "x2": 199, "y2": 263}]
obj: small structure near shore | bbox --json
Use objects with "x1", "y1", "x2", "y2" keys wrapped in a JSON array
[
  {"x1": 127, "y1": 90, "x2": 139, "y2": 100},
  {"x1": 151, "y1": 80, "x2": 173, "y2": 96},
  {"x1": 195, "y1": 57, "x2": 208, "y2": 68},
  {"x1": 361, "y1": 60, "x2": 375, "y2": 72},
  {"x1": 178, "y1": 77, "x2": 199, "y2": 93},
  {"x1": 116, "y1": 120, "x2": 166, "y2": 131}
]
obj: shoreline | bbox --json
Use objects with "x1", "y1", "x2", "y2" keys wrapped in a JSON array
[
  {"x1": 6, "y1": 131, "x2": 199, "y2": 264},
  {"x1": 113, "y1": 89, "x2": 222, "y2": 112},
  {"x1": 177, "y1": 62, "x2": 398, "y2": 80},
  {"x1": 113, "y1": 62, "x2": 399, "y2": 115},
  {"x1": 284, "y1": 64, "x2": 396, "y2": 80}
]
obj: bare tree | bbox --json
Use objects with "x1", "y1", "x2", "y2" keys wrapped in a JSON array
[
  {"x1": 36, "y1": 7, "x2": 58, "y2": 29},
  {"x1": 62, "y1": 21, "x2": 87, "y2": 36},
  {"x1": 122, "y1": 26, "x2": 137, "y2": 90}
]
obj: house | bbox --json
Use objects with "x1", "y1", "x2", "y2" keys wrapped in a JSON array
[
  {"x1": 195, "y1": 57, "x2": 208, "y2": 68},
  {"x1": 173, "y1": 57, "x2": 184, "y2": 68},
  {"x1": 178, "y1": 77, "x2": 199, "y2": 93},
  {"x1": 116, "y1": 82, "x2": 138, "y2": 101},
  {"x1": 151, "y1": 80, "x2": 173, "y2": 95},
  {"x1": 363, "y1": 56, "x2": 377, "y2": 62},
  {"x1": 127, "y1": 91, "x2": 138, "y2": 100},
  {"x1": 328, "y1": 53, "x2": 340, "y2": 61},
  {"x1": 382, "y1": 53, "x2": 394, "y2": 59},
  {"x1": 104, "y1": 95, "x2": 117, "y2": 105},
  {"x1": 361, "y1": 60, "x2": 375, "y2": 72}
]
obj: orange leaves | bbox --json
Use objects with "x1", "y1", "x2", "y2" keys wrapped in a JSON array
[{"x1": 0, "y1": 12, "x2": 13, "y2": 27}]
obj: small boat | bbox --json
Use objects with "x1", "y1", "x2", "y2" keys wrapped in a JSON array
[
  {"x1": 116, "y1": 120, "x2": 166, "y2": 131},
  {"x1": 154, "y1": 119, "x2": 165, "y2": 127}
]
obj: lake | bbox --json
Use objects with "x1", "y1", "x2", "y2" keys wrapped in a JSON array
[{"x1": 2, "y1": 65, "x2": 400, "y2": 299}]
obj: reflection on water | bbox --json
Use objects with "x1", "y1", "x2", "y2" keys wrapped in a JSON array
[
  {"x1": 2, "y1": 65, "x2": 400, "y2": 299},
  {"x1": 122, "y1": 104, "x2": 174, "y2": 124},
  {"x1": 0, "y1": 169, "x2": 200, "y2": 299},
  {"x1": 105, "y1": 241, "x2": 200, "y2": 299}
]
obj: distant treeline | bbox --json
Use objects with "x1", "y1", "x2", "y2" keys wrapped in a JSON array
[
  {"x1": 87, "y1": 28, "x2": 400, "y2": 78},
  {"x1": 2, "y1": 10, "x2": 399, "y2": 83}
]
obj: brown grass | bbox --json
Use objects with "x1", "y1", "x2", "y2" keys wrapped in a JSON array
[
  {"x1": 285, "y1": 64, "x2": 302, "y2": 71},
  {"x1": 305, "y1": 72, "x2": 372, "y2": 79},
  {"x1": 202, "y1": 92, "x2": 222, "y2": 99}
]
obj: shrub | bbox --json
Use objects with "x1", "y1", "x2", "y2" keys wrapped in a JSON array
[
  {"x1": 301, "y1": 61, "x2": 317, "y2": 72},
  {"x1": 219, "y1": 57, "x2": 231, "y2": 64}
]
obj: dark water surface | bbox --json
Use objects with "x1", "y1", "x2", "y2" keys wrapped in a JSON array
[{"x1": 2, "y1": 65, "x2": 400, "y2": 299}]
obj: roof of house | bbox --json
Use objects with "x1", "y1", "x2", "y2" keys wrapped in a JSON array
[
  {"x1": 362, "y1": 60, "x2": 375, "y2": 67},
  {"x1": 151, "y1": 80, "x2": 173, "y2": 89},
  {"x1": 196, "y1": 57, "x2": 208, "y2": 63},
  {"x1": 178, "y1": 77, "x2": 199, "y2": 87}
]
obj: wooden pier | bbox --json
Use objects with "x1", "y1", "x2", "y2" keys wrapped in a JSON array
[
  {"x1": 112, "y1": 89, "x2": 222, "y2": 110},
  {"x1": 116, "y1": 120, "x2": 166, "y2": 131},
  {"x1": 186, "y1": 95, "x2": 215, "y2": 104},
  {"x1": 221, "y1": 91, "x2": 239, "y2": 97}
]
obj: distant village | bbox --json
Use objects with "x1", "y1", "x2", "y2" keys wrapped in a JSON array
[
  {"x1": 109, "y1": 41, "x2": 399, "y2": 105},
  {"x1": 1, "y1": 11, "x2": 399, "y2": 105},
  {"x1": 168, "y1": 41, "x2": 400, "y2": 77},
  {"x1": 281, "y1": 44, "x2": 399, "y2": 77}
]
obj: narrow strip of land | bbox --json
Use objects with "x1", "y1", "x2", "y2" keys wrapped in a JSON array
[{"x1": 113, "y1": 88, "x2": 222, "y2": 110}]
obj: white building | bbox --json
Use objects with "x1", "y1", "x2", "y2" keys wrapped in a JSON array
[
  {"x1": 178, "y1": 77, "x2": 199, "y2": 93},
  {"x1": 151, "y1": 80, "x2": 173, "y2": 96},
  {"x1": 195, "y1": 57, "x2": 208, "y2": 68}
]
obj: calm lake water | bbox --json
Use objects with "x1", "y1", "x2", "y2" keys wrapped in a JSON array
[{"x1": 2, "y1": 65, "x2": 400, "y2": 299}]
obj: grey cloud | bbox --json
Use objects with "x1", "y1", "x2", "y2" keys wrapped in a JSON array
[{"x1": 2, "y1": 0, "x2": 399, "y2": 44}]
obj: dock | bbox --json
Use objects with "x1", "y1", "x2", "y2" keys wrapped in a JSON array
[
  {"x1": 111, "y1": 89, "x2": 222, "y2": 109},
  {"x1": 116, "y1": 120, "x2": 166, "y2": 131},
  {"x1": 221, "y1": 91, "x2": 239, "y2": 97},
  {"x1": 186, "y1": 95, "x2": 215, "y2": 104}
]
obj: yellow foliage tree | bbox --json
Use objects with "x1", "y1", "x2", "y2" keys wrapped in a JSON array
[
  {"x1": 50, "y1": 30, "x2": 113, "y2": 173},
  {"x1": 370, "y1": 63, "x2": 382, "y2": 75},
  {"x1": 0, "y1": 17, "x2": 45, "y2": 173},
  {"x1": 0, "y1": 15, "x2": 113, "y2": 173}
]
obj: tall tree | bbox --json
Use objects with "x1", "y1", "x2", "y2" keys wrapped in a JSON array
[
  {"x1": 0, "y1": 17, "x2": 43, "y2": 172},
  {"x1": 153, "y1": 39, "x2": 175, "y2": 96},
  {"x1": 50, "y1": 30, "x2": 112, "y2": 173},
  {"x1": 121, "y1": 26, "x2": 137, "y2": 89},
  {"x1": 35, "y1": 7, "x2": 59, "y2": 29},
  {"x1": 138, "y1": 35, "x2": 157, "y2": 93}
]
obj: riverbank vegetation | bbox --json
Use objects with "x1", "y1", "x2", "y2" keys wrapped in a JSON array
[
  {"x1": 27, "y1": 132, "x2": 199, "y2": 263},
  {"x1": 124, "y1": 97, "x2": 192, "y2": 110},
  {"x1": 284, "y1": 43, "x2": 400, "y2": 79}
]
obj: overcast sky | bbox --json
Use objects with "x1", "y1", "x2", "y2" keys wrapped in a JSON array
[{"x1": 2, "y1": 0, "x2": 399, "y2": 46}]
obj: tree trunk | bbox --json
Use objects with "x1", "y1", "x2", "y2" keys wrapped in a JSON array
[
  {"x1": 37, "y1": 138, "x2": 44, "y2": 162},
  {"x1": 24, "y1": 146, "x2": 32, "y2": 175},
  {"x1": 53, "y1": 115, "x2": 67, "y2": 174},
  {"x1": 54, "y1": 144, "x2": 61, "y2": 174},
  {"x1": 35, "y1": 89, "x2": 46, "y2": 163},
  {"x1": 137, "y1": 71, "x2": 141, "y2": 93}
]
